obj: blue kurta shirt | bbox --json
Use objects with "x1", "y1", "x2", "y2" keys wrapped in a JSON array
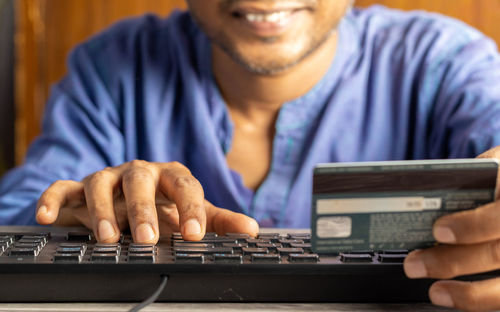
[{"x1": 2, "y1": 6, "x2": 500, "y2": 227}]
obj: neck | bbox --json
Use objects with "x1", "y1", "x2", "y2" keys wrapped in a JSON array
[{"x1": 212, "y1": 32, "x2": 339, "y2": 120}]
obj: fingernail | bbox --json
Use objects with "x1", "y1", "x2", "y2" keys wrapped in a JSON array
[
  {"x1": 183, "y1": 219, "x2": 202, "y2": 236},
  {"x1": 430, "y1": 287, "x2": 454, "y2": 308},
  {"x1": 434, "y1": 226, "x2": 456, "y2": 243},
  {"x1": 37, "y1": 205, "x2": 48, "y2": 216},
  {"x1": 404, "y1": 254, "x2": 428, "y2": 278},
  {"x1": 135, "y1": 223, "x2": 155, "y2": 242},
  {"x1": 98, "y1": 219, "x2": 116, "y2": 241}
]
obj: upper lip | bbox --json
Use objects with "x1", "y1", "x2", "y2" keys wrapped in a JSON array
[{"x1": 229, "y1": 1, "x2": 312, "y2": 15}]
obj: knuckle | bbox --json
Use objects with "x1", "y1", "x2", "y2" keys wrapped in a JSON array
[
  {"x1": 168, "y1": 161, "x2": 185, "y2": 170},
  {"x1": 127, "y1": 202, "x2": 155, "y2": 221},
  {"x1": 166, "y1": 161, "x2": 191, "y2": 174},
  {"x1": 459, "y1": 283, "x2": 481, "y2": 311},
  {"x1": 88, "y1": 170, "x2": 114, "y2": 185},
  {"x1": 123, "y1": 167, "x2": 153, "y2": 184},
  {"x1": 128, "y1": 200, "x2": 153, "y2": 212},
  {"x1": 90, "y1": 203, "x2": 112, "y2": 216},
  {"x1": 488, "y1": 239, "x2": 500, "y2": 264},
  {"x1": 128, "y1": 159, "x2": 149, "y2": 169},
  {"x1": 445, "y1": 261, "x2": 462, "y2": 279},
  {"x1": 50, "y1": 179, "x2": 70, "y2": 189},
  {"x1": 173, "y1": 176, "x2": 200, "y2": 190}
]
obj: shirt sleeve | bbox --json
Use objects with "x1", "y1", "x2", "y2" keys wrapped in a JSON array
[
  {"x1": 0, "y1": 42, "x2": 125, "y2": 225},
  {"x1": 425, "y1": 27, "x2": 500, "y2": 158}
]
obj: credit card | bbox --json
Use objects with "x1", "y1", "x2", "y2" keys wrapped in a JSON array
[{"x1": 311, "y1": 159, "x2": 498, "y2": 253}]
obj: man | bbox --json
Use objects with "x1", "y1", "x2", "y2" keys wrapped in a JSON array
[{"x1": 1, "y1": 0, "x2": 500, "y2": 310}]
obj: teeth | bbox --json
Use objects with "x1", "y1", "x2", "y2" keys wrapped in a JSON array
[{"x1": 245, "y1": 11, "x2": 291, "y2": 23}]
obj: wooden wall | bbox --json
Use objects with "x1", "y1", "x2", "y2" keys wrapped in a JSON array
[{"x1": 14, "y1": 0, "x2": 500, "y2": 164}]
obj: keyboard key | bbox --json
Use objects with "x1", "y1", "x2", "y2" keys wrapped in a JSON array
[
  {"x1": 380, "y1": 250, "x2": 409, "y2": 255},
  {"x1": 56, "y1": 247, "x2": 86, "y2": 256},
  {"x1": 256, "y1": 243, "x2": 278, "y2": 251},
  {"x1": 213, "y1": 254, "x2": 243, "y2": 264},
  {"x1": 59, "y1": 243, "x2": 86, "y2": 248},
  {"x1": 175, "y1": 253, "x2": 205, "y2": 263},
  {"x1": 91, "y1": 253, "x2": 119, "y2": 263},
  {"x1": 0, "y1": 236, "x2": 14, "y2": 244},
  {"x1": 174, "y1": 247, "x2": 211, "y2": 254},
  {"x1": 66, "y1": 232, "x2": 92, "y2": 242},
  {"x1": 277, "y1": 247, "x2": 304, "y2": 255},
  {"x1": 287, "y1": 233, "x2": 311, "y2": 239},
  {"x1": 174, "y1": 247, "x2": 233, "y2": 255},
  {"x1": 19, "y1": 237, "x2": 47, "y2": 245},
  {"x1": 342, "y1": 250, "x2": 374, "y2": 256},
  {"x1": 9, "y1": 248, "x2": 39, "y2": 257},
  {"x1": 340, "y1": 254, "x2": 373, "y2": 263},
  {"x1": 129, "y1": 243, "x2": 155, "y2": 248},
  {"x1": 53, "y1": 253, "x2": 82, "y2": 263},
  {"x1": 257, "y1": 233, "x2": 280, "y2": 239},
  {"x1": 171, "y1": 232, "x2": 183, "y2": 240},
  {"x1": 242, "y1": 247, "x2": 268, "y2": 255},
  {"x1": 378, "y1": 254, "x2": 407, "y2": 263},
  {"x1": 222, "y1": 243, "x2": 247, "y2": 251},
  {"x1": 25, "y1": 233, "x2": 50, "y2": 238},
  {"x1": 251, "y1": 254, "x2": 281, "y2": 263},
  {"x1": 225, "y1": 233, "x2": 250, "y2": 241},
  {"x1": 94, "y1": 243, "x2": 121, "y2": 249},
  {"x1": 198, "y1": 238, "x2": 238, "y2": 246},
  {"x1": 288, "y1": 254, "x2": 319, "y2": 263},
  {"x1": 246, "y1": 239, "x2": 269, "y2": 246},
  {"x1": 289, "y1": 243, "x2": 311, "y2": 252},
  {"x1": 128, "y1": 246, "x2": 156, "y2": 254},
  {"x1": 14, "y1": 243, "x2": 41, "y2": 253},
  {"x1": 203, "y1": 233, "x2": 218, "y2": 238},
  {"x1": 173, "y1": 241, "x2": 213, "y2": 248},
  {"x1": 128, "y1": 253, "x2": 156, "y2": 263},
  {"x1": 278, "y1": 239, "x2": 304, "y2": 247},
  {"x1": 93, "y1": 247, "x2": 120, "y2": 254}
]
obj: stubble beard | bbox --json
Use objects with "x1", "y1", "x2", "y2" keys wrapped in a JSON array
[{"x1": 190, "y1": 1, "x2": 353, "y2": 76}]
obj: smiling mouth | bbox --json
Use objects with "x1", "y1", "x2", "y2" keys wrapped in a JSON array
[
  {"x1": 229, "y1": 6, "x2": 310, "y2": 37},
  {"x1": 232, "y1": 9, "x2": 296, "y2": 23}
]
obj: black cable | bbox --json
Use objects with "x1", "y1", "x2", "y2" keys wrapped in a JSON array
[{"x1": 129, "y1": 275, "x2": 169, "y2": 312}]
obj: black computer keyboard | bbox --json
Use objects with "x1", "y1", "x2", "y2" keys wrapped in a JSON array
[{"x1": 0, "y1": 226, "x2": 496, "y2": 303}]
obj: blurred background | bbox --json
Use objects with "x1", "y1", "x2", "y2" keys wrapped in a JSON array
[{"x1": 1, "y1": 0, "x2": 500, "y2": 176}]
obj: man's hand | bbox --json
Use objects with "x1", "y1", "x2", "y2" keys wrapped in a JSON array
[
  {"x1": 404, "y1": 147, "x2": 500, "y2": 311},
  {"x1": 35, "y1": 160, "x2": 259, "y2": 243}
]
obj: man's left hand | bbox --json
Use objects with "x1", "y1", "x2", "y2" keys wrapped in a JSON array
[{"x1": 404, "y1": 146, "x2": 500, "y2": 311}]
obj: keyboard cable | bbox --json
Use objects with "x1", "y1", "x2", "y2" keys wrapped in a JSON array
[{"x1": 129, "y1": 275, "x2": 169, "y2": 312}]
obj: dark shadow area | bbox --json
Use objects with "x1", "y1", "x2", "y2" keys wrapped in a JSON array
[{"x1": 0, "y1": 0, "x2": 15, "y2": 174}]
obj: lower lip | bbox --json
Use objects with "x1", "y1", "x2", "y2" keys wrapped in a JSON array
[{"x1": 233, "y1": 10, "x2": 303, "y2": 37}]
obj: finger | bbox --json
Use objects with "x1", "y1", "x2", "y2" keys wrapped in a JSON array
[
  {"x1": 429, "y1": 278, "x2": 500, "y2": 311},
  {"x1": 36, "y1": 180, "x2": 85, "y2": 224},
  {"x1": 84, "y1": 169, "x2": 122, "y2": 243},
  {"x1": 404, "y1": 240, "x2": 500, "y2": 279},
  {"x1": 122, "y1": 164, "x2": 159, "y2": 244},
  {"x1": 159, "y1": 163, "x2": 206, "y2": 241},
  {"x1": 157, "y1": 203, "x2": 181, "y2": 235},
  {"x1": 433, "y1": 201, "x2": 500, "y2": 245},
  {"x1": 205, "y1": 201, "x2": 259, "y2": 237}
]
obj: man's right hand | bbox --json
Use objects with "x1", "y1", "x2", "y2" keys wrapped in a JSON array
[{"x1": 35, "y1": 160, "x2": 259, "y2": 243}]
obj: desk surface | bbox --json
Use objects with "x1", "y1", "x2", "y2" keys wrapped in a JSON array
[{"x1": 0, "y1": 303, "x2": 454, "y2": 311}]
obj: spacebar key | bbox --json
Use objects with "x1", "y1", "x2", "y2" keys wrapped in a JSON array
[{"x1": 9, "y1": 248, "x2": 38, "y2": 257}]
